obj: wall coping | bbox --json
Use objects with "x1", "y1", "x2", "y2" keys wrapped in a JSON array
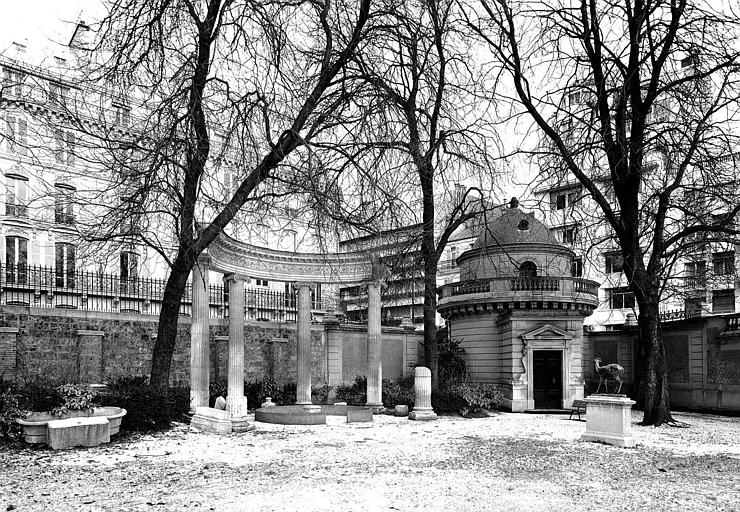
[
  {"x1": 0, "y1": 327, "x2": 19, "y2": 334},
  {"x1": 77, "y1": 330, "x2": 105, "y2": 337}
]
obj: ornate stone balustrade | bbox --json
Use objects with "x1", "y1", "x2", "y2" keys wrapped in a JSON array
[{"x1": 438, "y1": 276, "x2": 600, "y2": 317}]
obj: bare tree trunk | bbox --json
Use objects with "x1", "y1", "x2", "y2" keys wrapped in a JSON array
[
  {"x1": 149, "y1": 260, "x2": 192, "y2": 396},
  {"x1": 423, "y1": 262, "x2": 439, "y2": 391},
  {"x1": 638, "y1": 301, "x2": 673, "y2": 426},
  {"x1": 420, "y1": 165, "x2": 439, "y2": 390}
]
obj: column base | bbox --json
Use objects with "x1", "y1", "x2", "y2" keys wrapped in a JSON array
[
  {"x1": 231, "y1": 418, "x2": 256, "y2": 433},
  {"x1": 226, "y1": 395, "x2": 249, "y2": 417},
  {"x1": 409, "y1": 407, "x2": 437, "y2": 421}
]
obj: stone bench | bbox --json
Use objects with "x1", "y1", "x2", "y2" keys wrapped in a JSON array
[
  {"x1": 569, "y1": 399, "x2": 587, "y2": 421},
  {"x1": 47, "y1": 416, "x2": 111, "y2": 450}
]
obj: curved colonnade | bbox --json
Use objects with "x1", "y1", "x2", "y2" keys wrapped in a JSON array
[{"x1": 190, "y1": 231, "x2": 386, "y2": 418}]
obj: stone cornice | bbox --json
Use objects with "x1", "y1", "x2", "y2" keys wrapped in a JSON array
[{"x1": 208, "y1": 231, "x2": 375, "y2": 284}]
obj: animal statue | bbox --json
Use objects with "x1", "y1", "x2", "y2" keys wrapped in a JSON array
[{"x1": 594, "y1": 357, "x2": 625, "y2": 394}]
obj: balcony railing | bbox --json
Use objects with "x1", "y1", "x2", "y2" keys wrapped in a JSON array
[
  {"x1": 54, "y1": 211, "x2": 75, "y2": 225},
  {"x1": 0, "y1": 263, "x2": 321, "y2": 321},
  {"x1": 439, "y1": 276, "x2": 600, "y2": 301},
  {"x1": 5, "y1": 203, "x2": 28, "y2": 218},
  {"x1": 510, "y1": 276, "x2": 559, "y2": 292}
]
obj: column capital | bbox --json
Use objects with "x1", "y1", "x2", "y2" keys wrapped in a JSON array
[
  {"x1": 195, "y1": 253, "x2": 211, "y2": 267},
  {"x1": 223, "y1": 273, "x2": 250, "y2": 285},
  {"x1": 294, "y1": 281, "x2": 315, "y2": 290},
  {"x1": 362, "y1": 279, "x2": 387, "y2": 290}
]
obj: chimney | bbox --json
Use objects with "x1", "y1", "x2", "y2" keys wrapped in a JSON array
[{"x1": 69, "y1": 21, "x2": 91, "y2": 49}]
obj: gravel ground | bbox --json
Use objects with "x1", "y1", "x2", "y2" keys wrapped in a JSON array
[{"x1": 1, "y1": 410, "x2": 739, "y2": 512}]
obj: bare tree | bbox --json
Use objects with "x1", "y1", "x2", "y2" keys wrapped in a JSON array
[
  {"x1": 470, "y1": 0, "x2": 740, "y2": 425},
  {"x1": 62, "y1": 0, "x2": 373, "y2": 396},
  {"x1": 345, "y1": 0, "x2": 499, "y2": 389}
]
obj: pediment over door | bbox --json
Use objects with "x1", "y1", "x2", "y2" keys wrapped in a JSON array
[{"x1": 520, "y1": 324, "x2": 573, "y2": 343}]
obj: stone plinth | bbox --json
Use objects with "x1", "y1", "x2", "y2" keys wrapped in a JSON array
[
  {"x1": 409, "y1": 366, "x2": 437, "y2": 421},
  {"x1": 47, "y1": 416, "x2": 110, "y2": 450},
  {"x1": 191, "y1": 406, "x2": 233, "y2": 435},
  {"x1": 581, "y1": 395, "x2": 636, "y2": 448}
]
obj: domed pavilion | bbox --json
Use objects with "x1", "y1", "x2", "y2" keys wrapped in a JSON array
[{"x1": 437, "y1": 203, "x2": 599, "y2": 411}]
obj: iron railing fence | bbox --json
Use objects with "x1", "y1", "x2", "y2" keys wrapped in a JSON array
[{"x1": 0, "y1": 263, "x2": 322, "y2": 321}]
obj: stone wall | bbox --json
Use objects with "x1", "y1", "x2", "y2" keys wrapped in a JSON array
[
  {"x1": 0, "y1": 305, "x2": 325, "y2": 388},
  {"x1": 584, "y1": 315, "x2": 740, "y2": 412}
]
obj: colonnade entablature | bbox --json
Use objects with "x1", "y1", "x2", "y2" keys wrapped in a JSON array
[{"x1": 207, "y1": 231, "x2": 378, "y2": 284}]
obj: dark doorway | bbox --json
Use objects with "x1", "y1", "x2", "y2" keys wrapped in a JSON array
[{"x1": 533, "y1": 350, "x2": 562, "y2": 409}]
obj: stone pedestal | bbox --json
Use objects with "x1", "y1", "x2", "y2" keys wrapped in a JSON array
[
  {"x1": 581, "y1": 395, "x2": 636, "y2": 448},
  {"x1": 409, "y1": 366, "x2": 437, "y2": 421}
]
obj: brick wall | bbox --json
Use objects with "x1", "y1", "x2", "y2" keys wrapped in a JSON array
[{"x1": 0, "y1": 305, "x2": 325, "y2": 388}]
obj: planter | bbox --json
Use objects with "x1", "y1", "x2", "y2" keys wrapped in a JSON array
[{"x1": 16, "y1": 407, "x2": 127, "y2": 445}]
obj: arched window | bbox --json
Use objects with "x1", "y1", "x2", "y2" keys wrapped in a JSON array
[{"x1": 519, "y1": 261, "x2": 537, "y2": 278}]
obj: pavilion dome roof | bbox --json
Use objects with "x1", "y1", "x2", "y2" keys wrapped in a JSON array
[{"x1": 473, "y1": 207, "x2": 558, "y2": 249}]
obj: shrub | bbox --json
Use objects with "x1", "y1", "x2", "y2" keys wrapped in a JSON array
[
  {"x1": 438, "y1": 337, "x2": 468, "y2": 386},
  {"x1": 52, "y1": 384, "x2": 98, "y2": 417},
  {"x1": 209, "y1": 377, "x2": 228, "y2": 407},
  {"x1": 0, "y1": 382, "x2": 24, "y2": 439},
  {"x1": 382, "y1": 376, "x2": 415, "y2": 409},
  {"x1": 432, "y1": 383, "x2": 503, "y2": 417},
  {"x1": 244, "y1": 378, "x2": 297, "y2": 407},
  {"x1": 99, "y1": 376, "x2": 190, "y2": 433},
  {"x1": 16, "y1": 377, "x2": 63, "y2": 412},
  {"x1": 335, "y1": 375, "x2": 367, "y2": 406},
  {"x1": 311, "y1": 383, "x2": 331, "y2": 405}
]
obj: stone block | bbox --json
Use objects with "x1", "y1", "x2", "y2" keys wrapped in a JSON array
[
  {"x1": 394, "y1": 405, "x2": 409, "y2": 416},
  {"x1": 47, "y1": 417, "x2": 111, "y2": 450},
  {"x1": 191, "y1": 406, "x2": 233, "y2": 435},
  {"x1": 347, "y1": 407, "x2": 373, "y2": 423},
  {"x1": 581, "y1": 395, "x2": 636, "y2": 448}
]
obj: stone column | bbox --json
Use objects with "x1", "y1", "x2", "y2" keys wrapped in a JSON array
[
  {"x1": 224, "y1": 274, "x2": 250, "y2": 429},
  {"x1": 409, "y1": 366, "x2": 437, "y2": 421},
  {"x1": 295, "y1": 282, "x2": 313, "y2": 405},
  {"x1": 366, "y1": 280, "x2": 383, "y2": 410},
  {"x1": 190, "y1": 255, "x2": 210, "y2": 412}
]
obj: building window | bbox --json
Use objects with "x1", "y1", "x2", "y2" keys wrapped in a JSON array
[
  {"x1": 712, "y1": 289, "x2": 735, "y2": 313},
  {"x1": 554, "y1": 193, "x2": 566, "y2": 210},
  {"x1": 255, "y1": 279, "x2": 269, "y2": 287},
  {"x1": 519, "y1": 261, "x2": 537, "y2": 278},
  {"x1": 112, "y1": 103, "x2": 131, "y2": 128},
  {"x1": 54, "y1": 184, "x2": 75, "y2": 225},
  {"x1": 685, "y1": 260, "x2": 706, "y2": 288},
  {"x1": 571, "y1": 257, "x2": 583, "y2": 278},
  {"x1": 54, "y1": 242, "x2": 76, "y2": 288},
  {"x1": 713, "y1": 251, "x2": 735, "y2": 276},
  {"x1": 5, "y1": 236, "x2": 28, "y2": 285},
  {"x1": 2, "y1": 67, "x2": 25, "y2": 96},
  {"x1": 49, "y1": 82, "x2": 70, "y2": 107},
  {"x1": 608, "y1": 287, "x2": 635, "y2": 309},
  {"x1": 605, "y1": 251, "x2": 623, "y2": 274},
  {"x1": 6, "y1": 175, "x2": 28, "y2": 217},
  {"x1": 54, "y1": 129, "x2": 76, "y2": 166},
  {"x1": 561, "y1": 226, "x2": 577, "y2": 244},
  {"x1": 120, "y1": 250, "x2": 139, "y2": 293},
  {"x1": 5, "y1": 116, "x2": 27, "y2": 155}
]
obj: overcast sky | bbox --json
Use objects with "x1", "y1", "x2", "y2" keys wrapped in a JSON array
[{"x1": 0, "y1": 0, "x2": 105, "y2": 52}]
